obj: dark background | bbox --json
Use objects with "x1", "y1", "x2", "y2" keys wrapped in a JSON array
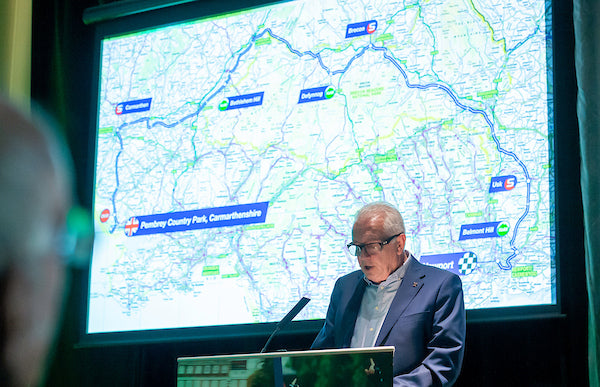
[{"x1": 30, "y1": 0, "x2": 587, "y2": 385}]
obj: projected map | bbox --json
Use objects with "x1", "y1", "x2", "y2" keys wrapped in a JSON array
[{"x1": 89, "y1": 0, "x2": 554, "y2": 333}]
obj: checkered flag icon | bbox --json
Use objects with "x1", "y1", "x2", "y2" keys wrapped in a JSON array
[{"x1": 458, "y1": 252, "x2": 477, "y2": 275}]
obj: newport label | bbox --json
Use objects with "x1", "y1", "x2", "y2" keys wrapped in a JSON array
[
  {"x1": 298, "y1": 86, "x2": 335, "y2": 104},
  {"x1": 115, "y1": 98, "x2": 152, "y2": 115},
  {"x1": 345, "y1": 20, "x2": 378, "y2": 38},
  {"x1": 124, "y1": 202, "x2": 269, "y2": 237},
  {"x1": 420, "y1": 251, "x2": 478, "y2": 276},
  {"x1": 458, "y1": 221, "x2": 510, "y2": 240},
  {"x1": 219, "y1": 92, "x2": 264, "y2": 111},
  {"x1": 489, "y1": 175, "x2": 517, "y2": 193}
]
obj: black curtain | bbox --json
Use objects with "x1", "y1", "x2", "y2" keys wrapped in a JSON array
[
  {"x1": 31, "y1": 1, "x2": 97, "y2": 386},
  {"x1": 574, "y1": 1, "x2": 600, "y2": 386}
]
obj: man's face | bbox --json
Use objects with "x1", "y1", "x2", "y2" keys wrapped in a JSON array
[
  {"x1": 0, "y1": 101, "x2": 71, "y2": 387},
  {"x1": 352, "y1": 214, "x2": 406, "y2": 284}
]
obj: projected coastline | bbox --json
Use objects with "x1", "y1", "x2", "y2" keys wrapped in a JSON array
[{"x1": 89, "y1": 0, "x2": 554, "y2": 333}]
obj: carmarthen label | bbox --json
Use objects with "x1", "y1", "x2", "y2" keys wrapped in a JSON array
[{"x1": 115, "y1": 98, "x2": 152, "y2": 115}]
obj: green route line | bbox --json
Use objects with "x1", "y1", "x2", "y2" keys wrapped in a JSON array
[{"x1": 468, "y1": 0, "x2": 507, "y2": 53}]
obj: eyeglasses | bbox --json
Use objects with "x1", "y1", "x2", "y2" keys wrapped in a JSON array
[
  {"x1": 346, "y1": 233, "x2": 403, "y2": 257},
  {"x1": 56, "y1": 205, "x2": 94, "y2": 268}
]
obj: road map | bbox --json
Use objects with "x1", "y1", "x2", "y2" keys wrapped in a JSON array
[{"x1": 88, "y1": 0, "x2": 554, "y2": 333}]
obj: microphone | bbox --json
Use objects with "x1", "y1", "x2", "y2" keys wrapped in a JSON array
[{"x1": 260, "y1": 297, "x2": 310, "y2": 353}]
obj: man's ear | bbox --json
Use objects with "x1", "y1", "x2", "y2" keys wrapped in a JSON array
[{"x1": 396, "y1": 233, "x2": 407, "y2": 255}]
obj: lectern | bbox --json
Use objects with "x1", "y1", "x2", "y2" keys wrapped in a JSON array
[{"x1": 177, "y1": 346, "x2": 394, "y2": 386}]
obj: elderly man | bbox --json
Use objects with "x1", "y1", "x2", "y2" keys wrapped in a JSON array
[
  {"x1": 312, "y1": 202, "x2": 466, "y2": 386},
  {"x1": 0, "y1": 96, "x2": 73, "y2": 386}
]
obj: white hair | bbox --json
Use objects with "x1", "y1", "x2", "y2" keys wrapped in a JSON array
[{"x1": 354, "y1": 201, "x2": 406, "y2": 235}]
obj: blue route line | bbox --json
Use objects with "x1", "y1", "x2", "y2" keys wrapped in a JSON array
[
  {"x1": 264, "y1": 30, "x2": 532, "y2": 270},
  {"x1": 372, "y1": 43, "x2": 531, "y2": 270},
  {"x1": 259, "y1": 28, "x2": 531, "y2": 270},
  {"x1": 109, "y1": 26, "x2": 533, "y2": 270},
  {"x1": 110, "y1": 130, "x2": 124, "y2": 234}
]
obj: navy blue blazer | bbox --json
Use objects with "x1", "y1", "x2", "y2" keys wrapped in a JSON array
[{"x1": 311, "y1": 256, "x2": 466, "y2": 386}]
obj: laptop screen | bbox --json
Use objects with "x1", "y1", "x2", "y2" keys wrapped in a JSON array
[{"x1": 177, "y1": 346, "x2": 394, "y2": 387}]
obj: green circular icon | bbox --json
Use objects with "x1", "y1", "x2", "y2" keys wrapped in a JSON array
[
  {"x1": 325, "y1": 86, "x2": 335, "y2": 99},
  {"x1": 496, "y1": 221, "x2": 510, "y2": 236},
  {"x1": 218, "y1": 98, "x2": 229, "y2": 111}
]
